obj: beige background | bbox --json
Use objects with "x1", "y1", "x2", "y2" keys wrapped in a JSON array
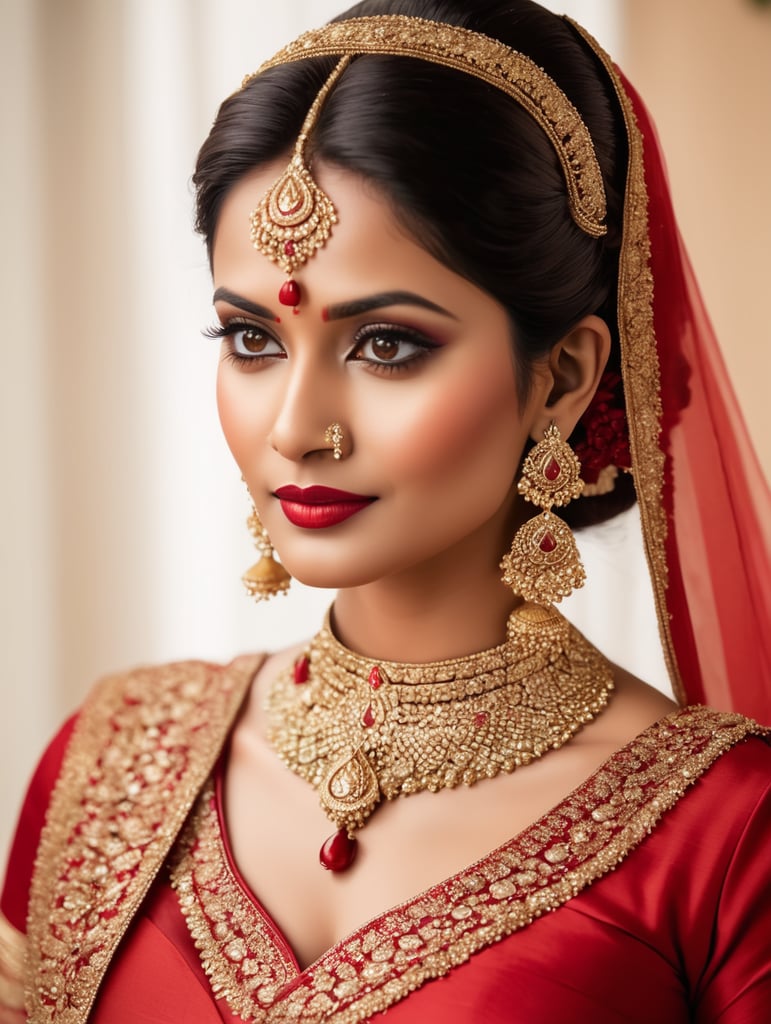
[{"x1": 1, "y1": 0, "x2": 768, "y2": 864}]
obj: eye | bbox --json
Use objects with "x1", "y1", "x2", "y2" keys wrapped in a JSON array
[
  {"x1": 203, "y1": 318, "x2": 285, "y2": 364},
  {"x1": 351, "y1": 323, "x2": 439, "y2": 372}
]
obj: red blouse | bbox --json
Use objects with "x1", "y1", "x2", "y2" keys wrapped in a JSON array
[{"x1": 3, "y1": 707, "x2": 770, "y2": 1023}]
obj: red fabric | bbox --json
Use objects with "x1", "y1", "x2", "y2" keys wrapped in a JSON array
[
  {"x1": 0, "y1": 715, "x2": 77, "y2": 931},
  {"x1": 82, "y1": 737, "x2": 770, "y2": 1023},
  {"x1": 620, "y1": 75, "x2": 771, "y2": 719}
]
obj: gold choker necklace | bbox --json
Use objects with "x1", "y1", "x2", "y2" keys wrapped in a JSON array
[{"x1": 265, "y1": 602, "x2": 614, "y2": 871}]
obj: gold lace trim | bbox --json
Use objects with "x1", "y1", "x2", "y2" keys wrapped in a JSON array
[
  {"x1": 565, "y1": 20, "x2": 681, "y2": 703},
  {"x1": 24, "y1": 655, "x2": 262, "y2": 1024},
  {"x1": 0, "y1": 912, "x2": 25, "y2": 1012},
  {"x1": 245, "y1": 15, "x2": 607, "y2": 239},
  {"x1": 172, "y1": 707, "x2": 765, "y2": 1023}
]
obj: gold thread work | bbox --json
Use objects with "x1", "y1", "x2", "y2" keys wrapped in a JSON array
[
  {"x1": 244, "y1": 15, "x2": 607, "y2": 240},
  {"x1": 24, "y1": 657, "x2": 261, "y2": 1024},
  {"x1": 171, "y1": 708, "x2": 767, "y2": 1024}
]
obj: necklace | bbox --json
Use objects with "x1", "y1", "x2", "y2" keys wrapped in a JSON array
[{"x1": 265, "y1": 602, "x2": 614, "y2": 872}]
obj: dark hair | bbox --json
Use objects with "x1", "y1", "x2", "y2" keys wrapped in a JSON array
[{"x1": 193, "y1": 0, "x2": 635, "y2": 525}]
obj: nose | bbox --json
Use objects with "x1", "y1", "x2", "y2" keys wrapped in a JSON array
[{"x1": 268, "y1": 349, "x2": 346, "y2": 462}]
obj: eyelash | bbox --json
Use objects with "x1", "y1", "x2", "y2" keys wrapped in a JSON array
[{"x1": 202, "y1": 319, "x2": 440, "y2": 374}]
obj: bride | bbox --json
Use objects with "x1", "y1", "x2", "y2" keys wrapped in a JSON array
[{"x1": 2, "y1": 2, "x2": 769, "y2": 1021}]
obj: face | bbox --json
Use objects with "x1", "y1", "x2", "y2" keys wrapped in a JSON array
[{"x1": 213, "y1": 160, "x2": 550, "y2": 591}]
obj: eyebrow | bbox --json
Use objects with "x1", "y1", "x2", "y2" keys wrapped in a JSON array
[
  {"x1": 212, "y1": 287, "x2": 276, "y2": 320},
  {"x1": 326, "y1": 291, "x2": 458, "y2": 321}
]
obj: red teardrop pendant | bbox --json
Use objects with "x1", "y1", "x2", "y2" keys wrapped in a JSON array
[
  {"x1": 319, "y1": 829, "x2": 357, "y2": 871},
  {"x1": 362, "y1": 704, "x2": 375, "y2": 728},
  {"x1": 544, "y1": 457, "x2": 561, "y2": 481},
  {"x1": 279, "y1": 279, "x2": 301, "y2": 306},
  {"x1": 539, "y1": 531, "x2": 557, "y2": 553}
]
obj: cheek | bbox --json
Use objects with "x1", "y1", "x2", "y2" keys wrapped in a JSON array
[
  {"x1": 216, "y1": 365, "x2": 263, "y2": 465},
  {"x1": 362, "y1": 362, "x2": 524, "y2": 488}
]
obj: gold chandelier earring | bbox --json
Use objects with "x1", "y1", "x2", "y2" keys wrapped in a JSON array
[
  {"x1": 242, "y1": 505, "x2": 291, "y2": 601},
  {"x1": 500, "y1": 423, "x2": 586, "y2": 605}
]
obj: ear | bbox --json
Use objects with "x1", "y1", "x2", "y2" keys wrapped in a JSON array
[{"x1": 528, "y1": 315, "x2": 611, "y2": 441}]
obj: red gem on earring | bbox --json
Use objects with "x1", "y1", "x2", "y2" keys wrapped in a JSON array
[
  {"x1": 320, "y1": 829, "x2": 357, "y2": 871},
  {"x1": 279, "y1": 280, "x2": 301, "y2": 306},
  {"x1": 362, "y1": 704, "x2": 375, "y2": 728},
  {"x1": 544, "y1": 457, "x2": 561, "y2": 481},
  {"x1": 284, "y1": 241, "x2": 296, "y2": 256},
  {"x1": 539, "y1": 532, "x2": 557, "y2": 553},
  {"x1": 293, "y1": 656, "x2": 309, "y2": 685}
]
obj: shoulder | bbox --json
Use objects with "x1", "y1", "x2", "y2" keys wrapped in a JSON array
[{"x1": 0, "y1": 655, "x2": 263, "y2": 932}]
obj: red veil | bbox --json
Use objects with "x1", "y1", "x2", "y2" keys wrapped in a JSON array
[{"x1": 577, "y1": 25, "x2": 771, "y2": 720}]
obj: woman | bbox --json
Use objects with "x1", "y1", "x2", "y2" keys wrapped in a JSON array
[{"x1": 2, "y1": 1, "x2": 769, "y2": 1021}]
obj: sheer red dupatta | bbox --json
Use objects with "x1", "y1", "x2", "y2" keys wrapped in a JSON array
[
  {"x1": 634, "y1": 80, "x2": 771, "y2": 719},
  {"x1": 573, "y1": 18, "x2": 771, "y2": 721}
]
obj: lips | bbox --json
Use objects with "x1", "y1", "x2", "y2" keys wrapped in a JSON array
[{"x1": 273, "y1": 485, "x2": 376, "y2": 529}]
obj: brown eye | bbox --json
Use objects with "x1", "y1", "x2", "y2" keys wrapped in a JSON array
[
  {"x1": 371, "y1": 335, "x2": 400, "y2": 361},
  {"x1": 241, "y1": 328, "x2": 269, "y2": 353}
]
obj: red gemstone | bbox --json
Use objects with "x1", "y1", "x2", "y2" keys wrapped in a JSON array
[
  {"x1": 362, "y1": 705, "x2": 375, "y2": 728},
  {"x1": 544, "y1": 457, "x2": 561, "y2": 481},
  {"x1": 368, "y1": 666, "x2": 382, "y2": 690},
  {"x1": 284, "y1": 240, "x2": 296, "y2": 256},
  {"x1": 278, "y1": 280, "x2": 301, "y2": 306},
  {"x1": 539, "y1": 532, "x2": 557, "y2": 553},
  {"x1": 293, "y1": 656, "x2": 309, "y2": 685},
  {"x1": 320, "y1": 829, "x2": 357, "y2": 871},
  {"x1": 474, "y1": 712, "x2": 488, "y2": 728}
]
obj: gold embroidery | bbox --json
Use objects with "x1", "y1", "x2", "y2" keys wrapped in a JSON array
[
  {"x1": 173, "y1": 707, "x2": 766, "y2": 1023},
  {"x1": 24, "y1": 655, "x2": 262, "y2": 1024},
  {"x1": 170, "y1": 783, "x2": 296, "y2": 1017},
  {"x1": 0, "y1": 912, "x2": 25, "y2": 1012},
  {"x1": 564, "y1": 20, "x2": 683, "y2": 703}
]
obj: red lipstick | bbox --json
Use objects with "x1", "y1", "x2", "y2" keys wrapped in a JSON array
[{"x1": 274, "y1": 485, "x2": 376, "y2": 529}]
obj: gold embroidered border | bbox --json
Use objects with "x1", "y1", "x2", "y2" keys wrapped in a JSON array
[
  {"x1": 0, "y1": 912, "x2": 25, "y2": 1012},
  {"x1": 24, "y1": 655, "x2": 263, "y2": 1024},
  {"x1": 170, "y1": 783, "x2": 297, "y2": 1017},
  {"x1": 565, "y1": 20, "x2": 683, "y2": 704},
  {"x1": 173, "y1": 707, "x2": 766, "y2": 1023}
]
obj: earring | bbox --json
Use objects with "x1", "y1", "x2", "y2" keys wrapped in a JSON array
[
  {"x1": 242, "y1": 506, "x2": 291, "y2": 601},
  {"x1": 324, "y1": 422, "x2": 345, "y2": 460},
  {"x1": 500, "y1": 423, "x2": 586, "y2": 605}
]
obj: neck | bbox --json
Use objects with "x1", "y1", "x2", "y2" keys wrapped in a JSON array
[{"x1": 331, "y1": 516, "x2": 521, "y2": 664}]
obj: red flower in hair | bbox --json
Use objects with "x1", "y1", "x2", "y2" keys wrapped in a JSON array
[{"x1": 574, "y1": 371, "x2": 631, "y2": 484}]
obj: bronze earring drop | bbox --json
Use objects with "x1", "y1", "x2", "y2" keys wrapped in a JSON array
[
  {"x1": 500, "y1": 423, "x2": 586, "y2": 605},
  {"x1": 242, "y1": 506, "x2": 291, "y2": 601}
]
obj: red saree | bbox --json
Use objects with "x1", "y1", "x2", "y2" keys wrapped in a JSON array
[{"x1": 2, "y1": 663, "x2": 770, "y2": 1023}]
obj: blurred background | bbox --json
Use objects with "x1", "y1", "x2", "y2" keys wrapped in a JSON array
[{"x1": 1, "y1": 0, "x2": 769, "y2": 861}]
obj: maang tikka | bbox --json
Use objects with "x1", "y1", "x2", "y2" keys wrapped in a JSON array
[
  {"x1": 501, "y1": 423, "x2": 586, "y2": 605},
  {"x1": 249, "y1": 57, "x2": 351, "y2": 311}
]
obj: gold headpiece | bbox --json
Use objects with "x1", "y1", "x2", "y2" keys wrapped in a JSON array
[{"x1": 244, "y1": 15, "x2": 608, "y2": 306}]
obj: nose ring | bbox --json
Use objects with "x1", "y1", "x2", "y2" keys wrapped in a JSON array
[{"x1": 324, "y1": 422, "x2": 345, "y2": 460}]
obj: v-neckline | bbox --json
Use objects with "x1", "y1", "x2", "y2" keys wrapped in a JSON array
[{"x1": 169, "y1": 706, "x2": 762, "y2": 1023}]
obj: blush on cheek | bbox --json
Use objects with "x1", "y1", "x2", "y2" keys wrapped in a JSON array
[{"x1": 375, "y1": 371, "x2": 521, "y2": 479}]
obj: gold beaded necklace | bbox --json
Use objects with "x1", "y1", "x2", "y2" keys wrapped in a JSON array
[{"x1": 265, "y1": 602, "x2": 614, "y2": 871}]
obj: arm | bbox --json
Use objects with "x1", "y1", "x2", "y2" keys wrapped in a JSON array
[
  {"x1": 695, "y1": 766, "x2": 771, "y2": 1022},
  {"x1": 0, "y1": 717, "x2": 77, "y2": 1020}
]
